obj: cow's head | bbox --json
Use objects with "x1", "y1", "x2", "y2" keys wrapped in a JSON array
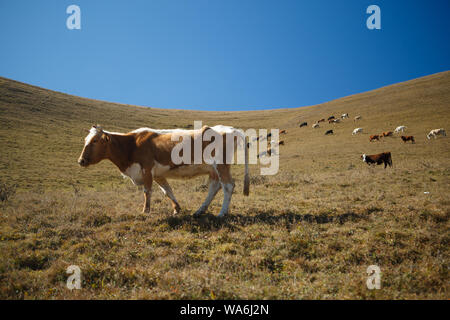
[
  {"x1": 361, "y1": 154, "x2": 366, "y2": 162},
  {"x1": 78, "y1": 125, "x2": 111, "y2": 167}
]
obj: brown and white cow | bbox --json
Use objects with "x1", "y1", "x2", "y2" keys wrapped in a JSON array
[
  {"x1": 427, "y1": 128, "x2": 446, "y2": 139},
  {"x1": 361, "y1": 152, "x2": 393, "y2": 169},
  {"x1": 78, "y1": 125, "x2": 250, "y2": 217},
  {"x1": 401, "y1": 135, "x2": 415, "y2": 143},
  {"x1": 369, "y1": 134, "x2": 381, "y2": 142}
]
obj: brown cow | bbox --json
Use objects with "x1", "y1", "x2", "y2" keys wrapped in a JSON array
[
  {"x1": 382, "y1": 131, "x2": 393, "y2": 137},
  {"x1": 361, "y1": 152, "x2": 393, "y2": 169},
  {"x1": 401, "y1": 135, "x2": 415, "y2": 143},
  {"x1": 370, "y1": 134, "x2": 381, "y2": 142},
  {"x1": 78, "y1": 125, "x2": 250, "y2": 217},
  {"x1": 318, "y1": 119, "x2": 325, "y2": 123},
  {"x1": 280, "y1": 130, "x2": 287, "y2": 134}
]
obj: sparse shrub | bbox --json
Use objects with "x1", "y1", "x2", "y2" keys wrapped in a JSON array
[
  {"x1": 0, "y1": 181, "x2": 16, "y2": 202},
  {"x1": 194, "y1": 183, "x2": 208, "y2": 192},
  {"x1": 366, "y1": 206, "x2": 383, "y2": 215},
  {"x1": 83, "y1": 213, "x2": 112, "y2": 227},
  {"x1": 15, "y1": 253, "x2": 50, "y2": 271},
  {"x1": 249, "y1": 175, "x2": 267, "y2": 185}
]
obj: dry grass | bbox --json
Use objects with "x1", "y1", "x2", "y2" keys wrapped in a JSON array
[{"x1": 0, "y1": 71, "x2": 449, "y2": 299}]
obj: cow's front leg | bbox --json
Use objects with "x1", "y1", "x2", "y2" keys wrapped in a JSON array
[
  {"x1": 142, "y1": 171, "x2": 153, "y2": 213},
  {"x1": 155, "y1": 177, "x2": 181, "y2": 215}
]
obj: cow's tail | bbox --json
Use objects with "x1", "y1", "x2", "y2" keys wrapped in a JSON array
[{"x1": 243, "y1": 135, "x2": 250, "y2": 196}]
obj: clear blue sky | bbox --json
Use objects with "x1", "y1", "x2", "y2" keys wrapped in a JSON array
[{"x1": 0, "y1": 0, "x2": 449, "y2": 110}]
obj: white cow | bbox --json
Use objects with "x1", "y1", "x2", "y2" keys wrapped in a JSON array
[
  {"x1": 394, "y1": 126, "x2": 407, "y2": 133},
  {"x1": 352, "y1": 128, "x2": 363, "y2": 135},
  {"x1": 341, "y1": 113, "x2": 349, "y2": 119},
  {"x1": 427, "y1": 128, "x2": 446, "y2": 139},
  {"x1": 312, "y1": 123, "x2": 319, "y2": 129},
  {"x1": 354, "y1": 115, "x2": 362, "y2": 121}
]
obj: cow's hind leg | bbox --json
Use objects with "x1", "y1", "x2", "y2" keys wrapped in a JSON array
[
  {"x1": 154, "y1": 177, "x2": 181, "y2": 214},
  {"x1": 194, "y1": 173, "x2": 221, "y2": 217},
  {"x1": 215, "y1": 164, "x2": 235, "y2": 218}
]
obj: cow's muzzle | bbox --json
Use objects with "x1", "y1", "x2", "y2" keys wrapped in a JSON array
[{"x1": 78, "y1": 158, "x2": 89, "y2": 167}]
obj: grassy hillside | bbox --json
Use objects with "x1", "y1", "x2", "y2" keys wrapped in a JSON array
[{"x1": 0, "y1": 72, "x2": 449, "y2": 299}]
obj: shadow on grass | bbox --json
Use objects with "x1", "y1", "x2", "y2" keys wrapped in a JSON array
[{"x1": 158, "y1": 210, "x2": 367, "y2": 232}]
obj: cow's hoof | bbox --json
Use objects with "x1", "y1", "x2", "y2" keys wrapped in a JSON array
[
  {"x1": 173, "y1": 205, "x2": 181, "y2": 215},
  {"x1": 193, "y1": 209, "x2": 205, "y2": 217},
  {"x1": 217, "y1": 211, "x2": 228, "y2": 219},
  {"x1": 143, "y1": 208, "x2": 150, "y2": 214}
]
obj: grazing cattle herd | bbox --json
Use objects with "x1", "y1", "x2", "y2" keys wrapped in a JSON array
[
  {"x1": 295, "y1": 113, "x2": 444, "y2": 172},
  {"x1": 78, "y1": 110, "x2": 446, "y2": 215}
]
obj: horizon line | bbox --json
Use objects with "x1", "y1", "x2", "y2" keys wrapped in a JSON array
[{"x1": 1, "y1": 70, "x2": 449, "y2": 113}]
